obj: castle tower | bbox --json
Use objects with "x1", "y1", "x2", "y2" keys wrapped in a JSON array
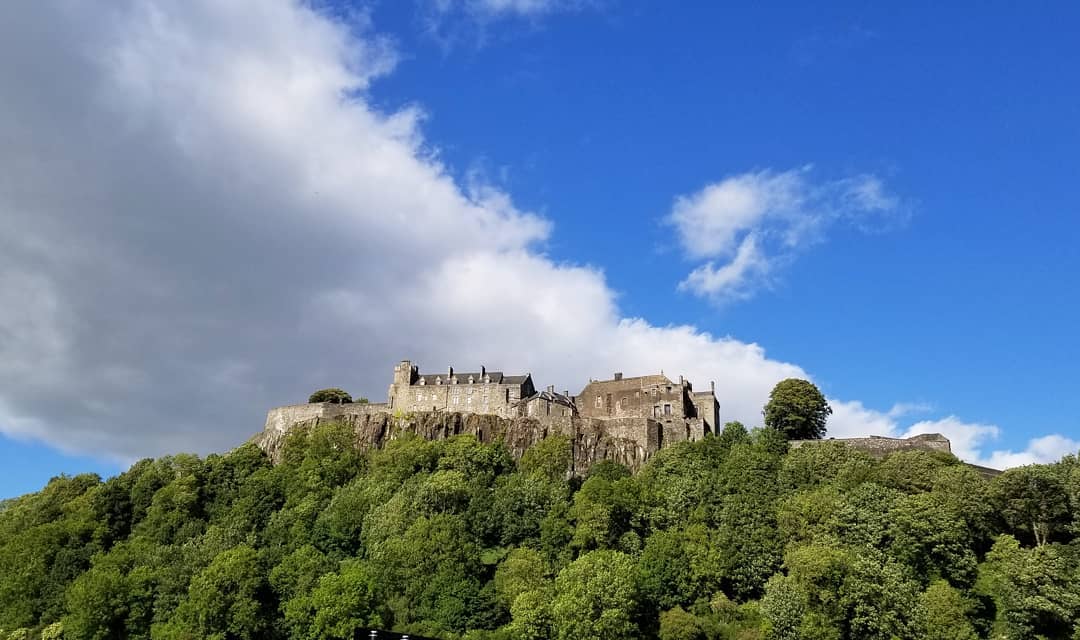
[{"x1": 389, "y1": 360, "x2": 417, "y2": 408}]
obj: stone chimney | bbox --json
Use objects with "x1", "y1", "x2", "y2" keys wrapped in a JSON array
[
  {"x1": 448, "y1": 366, "x2": 454, "y2": 378},
  {"x1": 614, "y1": 372, "x2": 623, "y2": 381},
  {"x1": 710, "y1": 380, "x2": 715, "y2": 393},
  {"x1": 564, "y1": 390, "x2": 569, "y2": 398},
  {"x1": 679, "y1": 375, "x2": 684, "y2": 385},
  {"x1": 547, "y1": 385, "x2": 555, "y2": 394},
  {"x1": 481, "y1": 365, "x2": 486, "y2": 377}
]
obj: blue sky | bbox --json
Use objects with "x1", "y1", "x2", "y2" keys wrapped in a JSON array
[{"x1": 0, "y1": 0, "x2": 1077, "y2": 497}]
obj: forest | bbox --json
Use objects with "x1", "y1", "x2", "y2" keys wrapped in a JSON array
[{"x1": 1, "y1": 420, "x2": 1078, "y2": 640}]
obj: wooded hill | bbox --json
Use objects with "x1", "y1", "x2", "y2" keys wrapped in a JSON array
[{"x1": 1, "y1": 422, "x2": 1078, "y2": 639}]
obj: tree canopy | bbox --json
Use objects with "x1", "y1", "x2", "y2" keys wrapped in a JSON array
[
  {"x1": 763, "y1": 379, "x2": 832, "y2": 440},
  {"x1": 307, "y1": 388, "x2": 353, "y2": 404},
  {"x1": 1, "y1": 423, "x2": 1078, "y2": 639}
]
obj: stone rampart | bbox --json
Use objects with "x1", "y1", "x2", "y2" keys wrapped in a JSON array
[{"x1": 789, "y1": 433, "x2": 952, "y2": 457}]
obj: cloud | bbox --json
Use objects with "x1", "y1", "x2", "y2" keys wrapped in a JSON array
[
  {"x1": 828, "y1": 401, "x2": 1078, "y2": 468},
  {"x1": 668, "y1": 168, "x2": 904, "y2": 302},
  {"x1": 0, "y1": 0, "x2": 1062, "y2": 473},
  {"x1": 419, "y1": 0, "x2": 592, "y2": 50},
  {"x1": 429, "y1": 0, "x2": 588, "y2": 19}
]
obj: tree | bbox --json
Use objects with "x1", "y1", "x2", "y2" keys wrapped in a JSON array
[
  {"x1": 990, "y1": 464, "x2": 1070, "y2": 546},
  {"x1": 550, "y1": 550, "x2": 640, "y2": 640},
  {"x1": 307, "y1": 388, "x2": 352, "y2": 404},
  {"x1": 658, "y1": 606, "x2": 707, "y2": 640},
  {"x1": 763, "y1": 379, "x2": 831, "y2": 440},
  {"x1": 162, "y1": 545, "x2": 272, "y2": 640},
  {"x1": 921, "y1": 580, "x2": 978, "y2": 640}
]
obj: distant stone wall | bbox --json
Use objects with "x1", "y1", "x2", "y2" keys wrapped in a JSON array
[
  {"x1": 263, "y1": 402, "x2": 389, "y2": 436},
  {"x1": 789, "y1": 433, "x2": 952, "y2": 457}
]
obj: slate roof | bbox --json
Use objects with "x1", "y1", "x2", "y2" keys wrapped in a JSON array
[
  {"x1": 524, "y1": 389, "x2": 576, "y2": 407},
  {"x1": 415, "y1": 371, "x2": 531, "y2": 386}
]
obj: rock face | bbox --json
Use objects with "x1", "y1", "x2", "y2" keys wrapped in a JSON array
[{"x1": 252, "y1": 408, "x2": 654, "y2": 475}]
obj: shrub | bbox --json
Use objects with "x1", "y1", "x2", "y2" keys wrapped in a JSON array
[{"x1": 308, "y1": 388, "x2": 352, "y2": 404}]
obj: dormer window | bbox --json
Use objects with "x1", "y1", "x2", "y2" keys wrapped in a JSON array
[
  {"x1": 435, "y1": 377, "x2": 441, "y2": 385},
  {"x1": 452, "y1": 377, "x2": 458, "y2": 384},
  {"x1": 468, "y1": 376, "x2": 475, "y2": 384},
  {"x1": 419, "y1": 378, "x2": 426, "y2": 386}
]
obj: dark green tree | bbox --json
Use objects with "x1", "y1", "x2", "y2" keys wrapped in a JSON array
[
  {"x1": 307, "y1": 388, "x2": 352, "y2": 404},
  {"x1": 763, "y1": 378, "x2": 832, "y2": 440}
]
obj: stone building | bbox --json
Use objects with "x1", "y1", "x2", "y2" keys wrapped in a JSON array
[
  {"x1": 388, "y1": 360, "x2": 536, "y2": 418},
  {"x1": 575, "y1": 372, "x2": 719, "y2": 444}
]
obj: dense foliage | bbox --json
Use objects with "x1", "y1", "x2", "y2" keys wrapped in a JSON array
[
  {"x1": 2, "y1": 423, "x2": 1080, "y2": 639},
  {"x1": 763, "y1": 379, "x2": 832, "y2": 440},
  {"x1": 307, "y1": 389, "x2": 353, "y2": 404}
]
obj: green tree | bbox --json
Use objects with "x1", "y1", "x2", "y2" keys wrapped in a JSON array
[
  {"x1": 991, "y1": 464, "x2": 1070, "y2": 546},
  {"x1": 507, "y1": 589, "x2": 552, "y2": 640},
  {"x1": 658, "y1": 606, "x2": 707, "y2": 640},
  {"x1": 163, "y1": 545, "x2": 271, "y2": 640},
  {"x1": 763, "y1": 379, "x2": 832, "y2": 440},
  {"x1": 550, "y1": 550, "x2": 640, "y2": 640},
  {"x1": 921, "y1": 580, "x2": 978, "y2": 640},
  {"x1": 977, "y1": 535, "x2": 1080, "y2": 638},
  {"x1": 308, "y1": 561, "x2": 387, "y2": 639},
  {"x1": 494, "y1": 548, "x2": 548, "y2": 611},
  {"x1": 307, "y1": 388, "x2": 352, "y2": 404}
]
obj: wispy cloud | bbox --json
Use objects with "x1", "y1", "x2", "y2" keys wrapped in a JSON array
[
  {"x1": 419, "y1": 0, "x2": 594, "y2": 50},
  {"x1": 668, "y1": 167, "x2": 906, "y2": 302}
]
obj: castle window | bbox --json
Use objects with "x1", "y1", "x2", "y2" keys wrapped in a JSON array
[
  {"x1": 653, "y1": 405, "x2": 661, "y2": 418},
  {"x1": 664, "y1": 404, "x2": 672, "y2": 415},
  {"x1": 595, "y1": 395, "x2": 602, "y2": 408}
]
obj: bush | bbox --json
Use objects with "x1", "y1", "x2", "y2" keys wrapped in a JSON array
[{"x1": 308, "y1": 388, "x2": 352, "y2": 404}]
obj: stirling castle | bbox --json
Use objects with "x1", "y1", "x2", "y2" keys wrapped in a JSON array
[{"x1": 259, "y1": 359, "x2": 955, "y2": 474}]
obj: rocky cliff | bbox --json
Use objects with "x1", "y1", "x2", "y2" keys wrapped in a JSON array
[{"x1": 251, "y1": 409, "x2": 654, "y2": 475}]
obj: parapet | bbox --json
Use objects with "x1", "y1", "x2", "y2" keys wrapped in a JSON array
[{"x1": 789, "y1": 433, "x2": 952, "y2": 456}]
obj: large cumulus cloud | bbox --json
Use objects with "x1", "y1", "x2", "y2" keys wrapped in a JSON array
[{"x1": 0, "y1": 1, "x2": 1069, "y2": 468}]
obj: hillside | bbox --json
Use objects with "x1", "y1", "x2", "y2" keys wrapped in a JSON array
[{"x1": 1, "y1": 422, "x2": 1078, "y2": 639}]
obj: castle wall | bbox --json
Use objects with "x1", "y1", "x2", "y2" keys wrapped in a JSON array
[
  {"x1": 691, "y1": 392, "x2": 719, "y2": 435},
  {"x1": 789, "y1": 434, "x2": 952, "y2": 457},
  {"x1": 263, "y1": 402, "x2": 389, "y2": 435},
  {"x1": 577, "y1": 375, "x2": 692, "y2": 421}
]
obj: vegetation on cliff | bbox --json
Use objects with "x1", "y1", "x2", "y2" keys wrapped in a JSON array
[{"x1": 1, "y1": 423, "x2": 1079, "y2": 639}]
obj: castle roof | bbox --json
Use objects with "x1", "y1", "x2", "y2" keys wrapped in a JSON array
[
  {"x1": 415, "y1": 371, "x2": 531, "y2": 385},
  {"x1": 583, "y1": 374, "x2": 673, "y2": 388}
]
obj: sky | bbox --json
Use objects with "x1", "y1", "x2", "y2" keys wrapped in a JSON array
[{"x1": 0, "y1": 1, "x2": 1078, "y2": 497}]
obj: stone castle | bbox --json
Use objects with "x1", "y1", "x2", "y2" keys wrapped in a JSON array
[
  {"x1": 258, "y1": 359, "x2": 962, "y2": 474},
  {"x1": 260, "y1": 360, "x2": 722, "y2": 471}
]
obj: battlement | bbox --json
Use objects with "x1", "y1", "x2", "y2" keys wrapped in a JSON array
[{"x1": 788, "y1": 433, "x2": 952, "y2": 456}]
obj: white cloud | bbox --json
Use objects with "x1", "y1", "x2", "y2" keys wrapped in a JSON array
[
  {"x1": 0, "y1": 0, "x2": 1063, "y2": 473},
  {"x1": 828, "y1": 402, "x2": 1077, "y2": 469},
  {"x1": 668, "y1": 168, "x2": 904, "y2": 302},
  {"x1": 431, "y1": 0, "x2": 588, "y2": 19},
  {"x1": 982, "y1": 434, "x2": 1080, "y2": 469},
  {"x1": 677, "y1": 234, "x2": 772, "y2": 301}
]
